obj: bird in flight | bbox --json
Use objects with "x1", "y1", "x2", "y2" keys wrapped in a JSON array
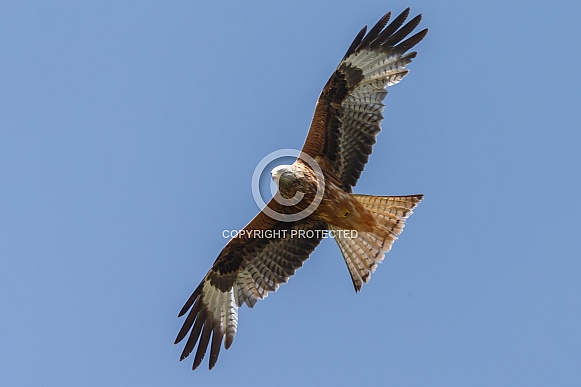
[{"x1": 175, "y1": 8, "x2": 427, "y2": 370}]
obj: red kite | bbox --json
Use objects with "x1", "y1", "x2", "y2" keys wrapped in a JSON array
[{"x1": 176, "y1": 8, "x2": 427, "y2": 370}]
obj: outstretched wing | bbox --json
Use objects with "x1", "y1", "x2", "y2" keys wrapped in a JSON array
[
  {"x1": 175, "y1": 199, "x2": 327, "y2": 370},
  {"x1": 301, "y1": 8, "x2": 427, "y2": 191}
]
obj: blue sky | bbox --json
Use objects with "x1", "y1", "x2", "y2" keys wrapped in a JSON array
[{"x1": 2, "y1": 1, "x2": 580, "y2": 386}]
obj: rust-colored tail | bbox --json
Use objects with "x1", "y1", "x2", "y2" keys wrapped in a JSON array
[{"x1": 330, "y1": 194, "x2": 423, "y2": 291}]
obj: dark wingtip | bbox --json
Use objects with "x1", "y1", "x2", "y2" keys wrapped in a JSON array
[
  {"x1": 208, "y1": 328, "x2": 223, "y2": 370},
  {"x1": 192, "y1": 347, "x2": 205, "y2": 370},
  {"x1": 225, "y1": 335, "x2": 234, "y2": 350},
  {"x1": 395, "y1": 28, "x2": 428, "y2": 53},
  {"x1": 174, "y1": 331, "x2": 186, "y2": 346},
  {"x1": 380, "y1": 10, "x2": 392, "y2": 25},
  {"x1": 178, "y1": 283, "x2": 203, "y2": 317},
  {"x1": 192, "y1": 323, "x2": 212, "y2": 371},
  {"x1": 178, "y1": 298, "x2": 193, "y2": 318},
  {"x1": 363, "y1": 11, "x2": 391, "y2": 45},
  {"x1": 180, "y1": 344, "x2": 192, "y2": 361},
  {"x1": 209, "y1": 354, "x2": 218, "y2": 370},
  {"x1": 343, "y1": 25, "x2": 367, "y2": 60},
  {"x1": 396, "y1": 7, "x2": 411, "y2": 26}
]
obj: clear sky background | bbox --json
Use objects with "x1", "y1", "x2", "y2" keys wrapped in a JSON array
[{"x1": 1, "y1": 1, "x2": 580, "y2": 386}]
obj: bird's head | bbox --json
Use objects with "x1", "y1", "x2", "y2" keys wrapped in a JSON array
[{"x1": 271, "y1": 164, "x2": 294, "y2": 187}]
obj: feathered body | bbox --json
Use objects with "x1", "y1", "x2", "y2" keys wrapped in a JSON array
[{"x1": 276, "y1": 160, "x2": 376, "y2": 232}]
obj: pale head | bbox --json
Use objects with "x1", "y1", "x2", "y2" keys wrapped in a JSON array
[{"x1": 271, "y1": 164, "x2": 293, "y2": 187}]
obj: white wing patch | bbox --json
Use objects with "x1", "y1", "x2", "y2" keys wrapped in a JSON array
[{"x1": 202, "y1": 280, "x2": 238, "y2": 349}]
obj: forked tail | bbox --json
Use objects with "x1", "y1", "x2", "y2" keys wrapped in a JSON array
[{"x1": 330, "y1": 194, "x2": 423, "y2": 291}]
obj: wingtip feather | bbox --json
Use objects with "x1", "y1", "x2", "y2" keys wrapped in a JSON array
[
  {"x1": 225, "y1": 334, "x2": 234, "y2": 350},
  {"x1": 192, "y1": 323, "x2": 212, "y2": 370},
  {"x1": 208, "y1": 328, "x2": 223, "y2": 370}
]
